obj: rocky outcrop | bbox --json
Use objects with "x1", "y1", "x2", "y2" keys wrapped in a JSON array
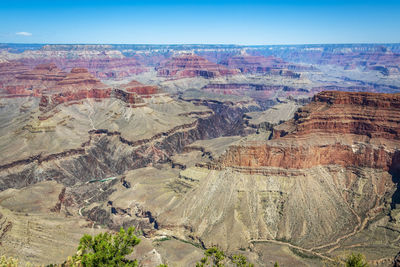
[
  {"x1": 112, "y1": 89, "x2": 146, "y2": 107},
  {"x1": 39, "y1": 88, "x2": 110, "y2": 111},
  {"x1": 156, "y1": 54, "x2": 239, "y2": 79},
  {"x1": 38, "y1": 87, "x2": 150, "y2": 112},
  {"x1": 117, "y1": 80, "x2": 163, "y2": 97},
  {"x1": 56, "y1": 68, "x2": 102, "y2": 88}
]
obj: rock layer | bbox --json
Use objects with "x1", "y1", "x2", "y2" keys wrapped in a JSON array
[
  {"x1": 218, "y1": 91, "x2": 400, "y2": 171},
  {"x1": 156, "y1": 54, "x2": 239, "y2": 79},
  {"x1": 220, "y1": 54, "x2": 301, "y2": 78},
  {"x1": 1, "y1": 63, "x2": 165, "y2": 111},
  {"x1": 156, "y1": 90, "x2": 400, "y2": 254}
]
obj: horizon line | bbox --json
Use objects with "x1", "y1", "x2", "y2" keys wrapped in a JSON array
[
  {"x1": 0, "y1": 42, "x2": 400, "y2": 48},
  {"x1": 1, "y1": 42, "x2": 400, "y2": 47}
]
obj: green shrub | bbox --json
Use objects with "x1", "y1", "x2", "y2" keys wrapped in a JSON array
[
  {"x1": 0, "y1": 256, "x2": 19, "y2": 267},
  {"x1": 345, "y1": 253, "x2": 368, "y2": 267},
  {"x1": 0, "y1": 256, "x2": 32, "y2": 267},
  {"x1": 195, "y1": 247, "x2": 255, "y2": 267},
  {"x1": 232, "y1": 254, "x2": 254, "y2": 267},
  {"x1": 196, "y1": 247, "x2": 225, "y2": 267},
  {"x1": 72, "y1": 226, "x2": 140, "y2": 267}
]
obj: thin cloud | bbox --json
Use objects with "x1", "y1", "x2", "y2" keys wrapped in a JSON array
[{"x1": 16, "y1": 32, "x2": 32, "y2": 36}]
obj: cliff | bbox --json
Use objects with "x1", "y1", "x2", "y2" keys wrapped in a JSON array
[
  {"x1": 156, "y1": 54, "x2": 239, "y2": 79},
  {"x1": 2, "y1": 64, "x2": 160, "y2": 111},
  {"x1": 17, "y1": 56, "x2": 148, "y2": 79},
  {"x1": 117, "y1": 80, "x2": 163, "y2": 97},
  {"x1": 220, "y1": 54, "x2": 301, "y2": 78},
  {"x1": 155, "y1": 90, "x2": 400, "y2": 256},
  {"x1": 276, "y1": 91, "x2": 400, "y2": 139},
  {"x1": 56, "y1": 67, "x2": 102, "y2": 88},
  {"x1": 1, "y1": 63, "x2": 66, "y2": 96},
  {"x1": 217, "y1": 91, "x2": 400, "y2": 172}
]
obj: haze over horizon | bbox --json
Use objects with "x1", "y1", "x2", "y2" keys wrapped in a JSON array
[{"x1": 1, "y1": 0, "x2": 399, "y2": 45}]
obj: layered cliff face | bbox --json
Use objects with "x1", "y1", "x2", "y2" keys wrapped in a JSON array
[
  {"x1": 273, "y1": 91, "x2": 400, "y2": 140},
  {"x1": 247, "y1": 44, "x2": 400, "y2": 76},
  {"x1": 220, "y1": 54, "x2": 301, "y2": 78},
  {"x1": 2, "y1": 64, "x2": 89, "y2": 96},
  {"x1": 156, "y1": 54, "x2": 239, "y2": 79},
  {"x1": 184, "y1": 91, "x2": 398, "y2": 253},
  {"x1": 0, "y1": 64, "x2": 164, "y2": 111},
  {"x1": 17, "y1": 58, "x2": 148, "y2": 79},
  {"x1": 56, "y1": 67, "x2": 103, "y2": 88},
  {"x1": 16, "y1": 63, "x2": 66, "y2": 82},
  {"x1": 60, "y1": 57, "x2": 147, "y2": 78},
  {"x1": 218, "y1": 91, "x2": 400, "y2": 171},
  {"x1": 2, "y1": 63, "x2": 67, "y2": 96},
  {"x1": 117, "y1": 80, "x2": 163, "y2": 97},
  {"x1": 202, "y1": 83, "x2": 311, "y2": 100},
  {"x1": 0, "y1": 46, "x2": 148, "y2": 79},
  {"x1": 0, "y1": 62, "x2": 31, "y2": 88}
]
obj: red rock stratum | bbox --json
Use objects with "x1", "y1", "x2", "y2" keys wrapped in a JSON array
[{"x1": 217, "y1": 91, "x2": 400, "y2": 172}]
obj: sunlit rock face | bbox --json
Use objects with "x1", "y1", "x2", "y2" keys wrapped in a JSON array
[
  {"x1": 218, "y1": 91, "x2": 400, "y2": 170},
  {"x1": 168, "y1": 91, "x2": 399, "y2": 253}
]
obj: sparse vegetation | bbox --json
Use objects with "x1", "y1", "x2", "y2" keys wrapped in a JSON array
[
  {"x1": 173, "y1": 236, "x2": 203, "y2": 249},
  {"x1": 156, "y1": 236, "x2": 171, "y2": 242},
  {"x1": 72, "y1": 226, "x2": 141, "y2": 267},
  {"x1": 196, "y1": 247, "x2": 226, "y2": 267},
  {"x1": 195, "y1": 247, "x2": 254, "y2": 267},
  {"x1": 0, "y1": 243, "x2": 370, "y2": 267},
  {"x1": 0, "y1": 256, "x2": 33, "y2": 267},
  {"x1": 344, "y1": 253, "x2": 369, "y2": 267},
  {"x1": 231, "y1": 254, "x2": 254, "y2": 267},
  {"x1": 322, "y1": 253, "x2": 369, "y2": 267},
  {"x1": 0, "y1": 256, "x2": 19, "y2": 267}
]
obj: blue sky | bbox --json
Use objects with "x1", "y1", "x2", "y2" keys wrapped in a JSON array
[{"x1": 0, "y1": 0, "x2": 399, "y2": 45}]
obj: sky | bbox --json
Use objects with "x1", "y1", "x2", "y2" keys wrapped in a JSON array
[{"x1": 0, "y1": 0, "x2": 399, "y2": 45}]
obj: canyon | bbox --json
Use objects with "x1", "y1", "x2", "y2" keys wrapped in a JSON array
[{"x1": 0, "y1": 43, "x2": 400, "y2": 266}]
